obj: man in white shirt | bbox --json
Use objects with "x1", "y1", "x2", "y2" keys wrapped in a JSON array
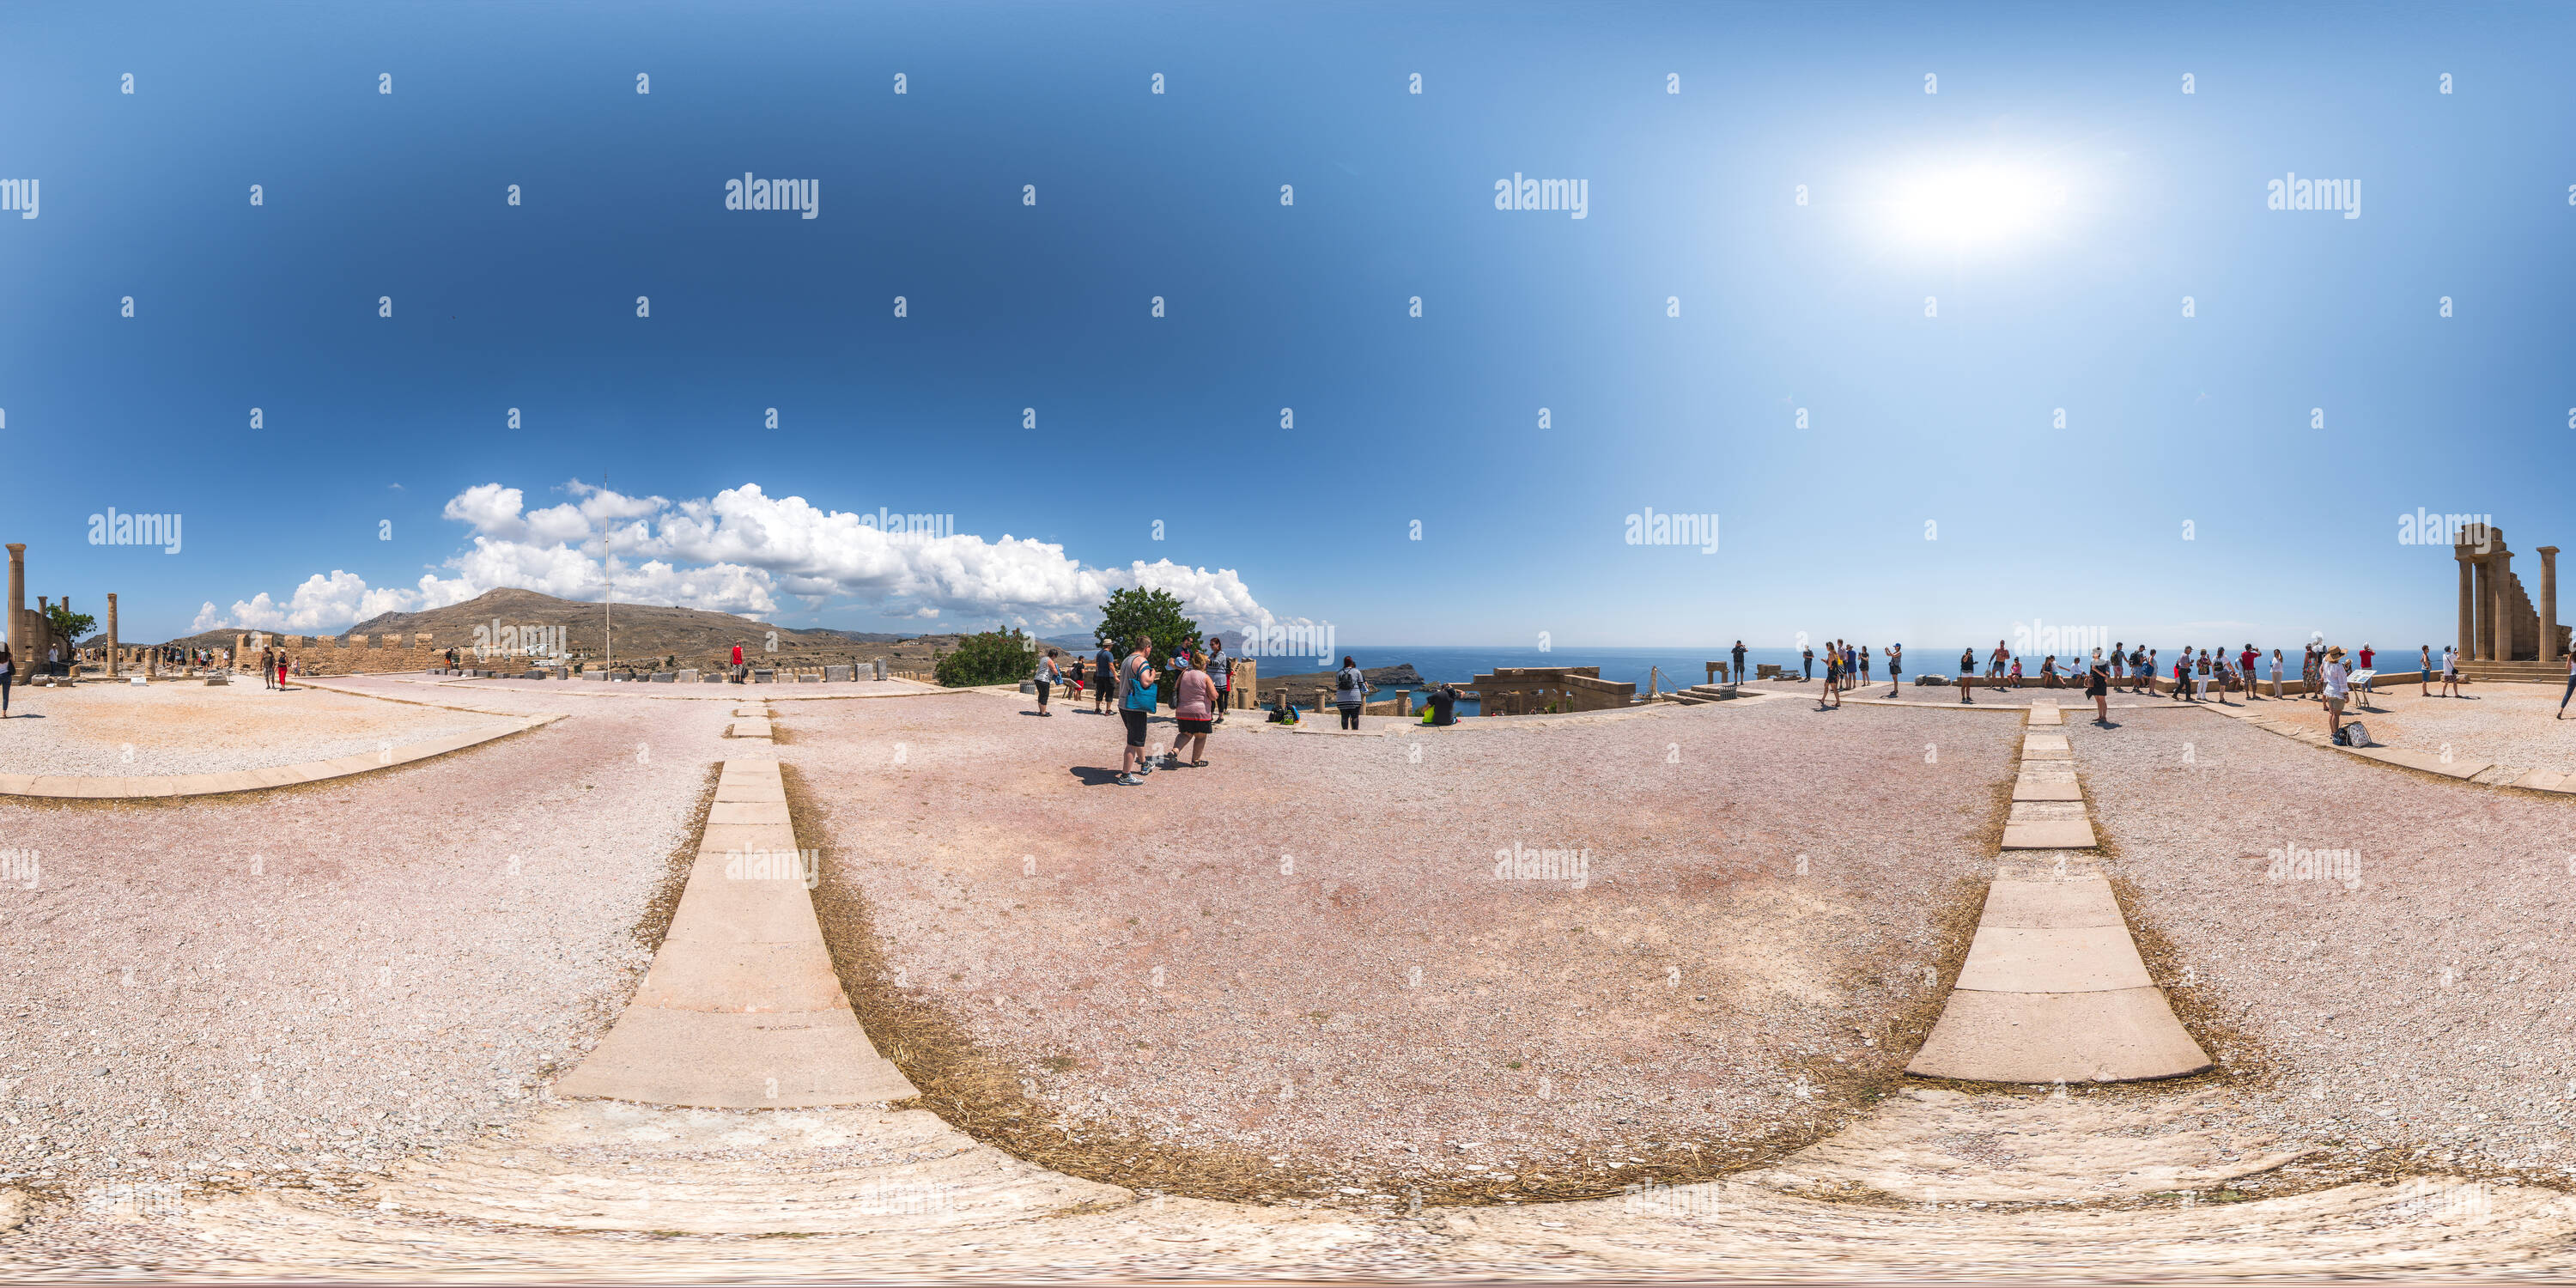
[{"x1": 2440, "y1": 644, "x2": 2462, "y2": 698}]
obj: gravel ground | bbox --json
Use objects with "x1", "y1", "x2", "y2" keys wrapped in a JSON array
[
  {"x1": 0, "y1": 677, "x2": 726, "y2": 1200},
  {"x1": 2284, "y1": 680, "x2": 2576, "y2": 770},
  {"x1": 0, "y1": 682, "x2": 519, "y2": 778},
  {"x1": 2068, "y1": 704, "x2": 2576, "y2": 1181},
  {"x1": 785, "y1": 690, "x2": 2022, "y2": 1200},
  {"x1": 388, "y1": 674, "x2": 945, "y2": 701}
]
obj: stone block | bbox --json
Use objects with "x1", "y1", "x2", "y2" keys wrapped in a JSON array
[
  {"x1": 651, "y1": 671, "x2": 676, "y2": 683},
  {"x1": 798, "y1": 671, "x2": 818, "y2": 683},
  {"x1": 753, "y1": 670, "x2": 775, "y2": 683},
  {"x1": 1905, "y1": 987, "x2": 2212, "y2": 1084},
  {"x1": 585, "y1": 671, "x2": 609, "y2": 682},
  {"x1": 676, "y1": 669, "x2": 700, "y2": 683},
  {"x1": 703, "y1": 672, "x2": 725, "y2": 683},
  {"x1": 825, "y1": 665, "x2": 851, "y2": 681}
]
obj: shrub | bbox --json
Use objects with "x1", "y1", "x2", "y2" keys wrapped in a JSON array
[{"x1": 934, "y1": 629, "x2": 1037, "y2": 687}]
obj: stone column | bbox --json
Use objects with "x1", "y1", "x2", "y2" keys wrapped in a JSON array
[
  {"x1": 106, "y1": 593, "x2": 118, "y2": 675},
  {"x1": 2541, "y1": 547, "x2": 2561, "y2": 666},
  {"x1": 2463, "y1": 556, "x2": 2483, "y2": 659},
  {"x1": 2456, "y1": 550, "x2": 2475, "y2": 661},
  {"x1": 3, "y1": 544, "x2": 20, "y2": 670},
  {"x1": 2494, "y1": 550, "x2": 2516, "y2": 660}
]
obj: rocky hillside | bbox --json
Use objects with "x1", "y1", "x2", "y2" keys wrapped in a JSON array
[{"x1": 160, "y1": 588, "x2": 993, "y2": 672}]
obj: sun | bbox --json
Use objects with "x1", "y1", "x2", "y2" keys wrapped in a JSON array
[{"x1": 1893, "y1": 165, "x2": 2064, "y2": 246}]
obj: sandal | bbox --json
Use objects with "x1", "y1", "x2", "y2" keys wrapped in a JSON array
[{"x1": 1191, "y1": 759, "x2": 1206, "y2": 767}]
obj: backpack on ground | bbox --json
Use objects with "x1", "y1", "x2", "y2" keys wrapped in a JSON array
[{"x1": 2335, "y1": 720, "x2": 2370, "y2": 747}]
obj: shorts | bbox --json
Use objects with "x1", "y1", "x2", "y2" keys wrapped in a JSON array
[
  {"x1": 1121, "y1": 708, "x2": 1150, "y2": 747},
  {"x1": 1177, "y1": 717, "x2": 1212, "y2": 735}
]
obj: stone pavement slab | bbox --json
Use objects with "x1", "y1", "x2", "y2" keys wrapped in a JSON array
[
  {"x1": 1953, "y1": 926, "x2": 2154, "y2": 993},
  {"x1": 1978, "y1": 877, "x2": 2124, "y2": 930},
  {"x1": 1905, "y1": 986, "x2": 2214, "y2": 1084}
]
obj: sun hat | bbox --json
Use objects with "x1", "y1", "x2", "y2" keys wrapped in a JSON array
[{"x1": 2326, "y1": 645, "x2": 2347, "y2": 659}]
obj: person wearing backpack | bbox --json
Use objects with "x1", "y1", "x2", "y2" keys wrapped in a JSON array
[
  {"x1": 1334, "y1": 655, "x2": 1367, "y2": 730},
  {"x1": 1115, "y1": 636, "x2": 1160, "y2": 785}
]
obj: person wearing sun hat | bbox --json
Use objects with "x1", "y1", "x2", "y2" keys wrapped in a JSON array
[{"x1": 2320, "y1": 645, "x2": 2351, "y2": 742}]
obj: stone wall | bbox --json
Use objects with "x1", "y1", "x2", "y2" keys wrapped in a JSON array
[{"x1": 232, "y1": 632, "x2": 468, "y2": 677}]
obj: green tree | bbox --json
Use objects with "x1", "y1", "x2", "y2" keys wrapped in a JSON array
[
  {"x1": 933, "y1": 628, "x2": 1038, "y2": 688},
  {"x1": 45, "y1": 603, "x2": 97, "y2": 644},
  {"x1": 1095, "y1": 587, "x2": 1201, "y2": 692}
]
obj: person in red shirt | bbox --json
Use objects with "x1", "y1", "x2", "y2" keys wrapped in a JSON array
[
  {"x1": 2239, "y1": 644, "x2": 2260, "y2": 701},
  {"x1": 731, "y1": 640, "x2": 746, "y2": 683},
  {"x1": 2355, "y1": 643, "x2": 2375, "y2": 703}
]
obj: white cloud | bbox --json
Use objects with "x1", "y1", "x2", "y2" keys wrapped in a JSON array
[{"x1": 196, "y1": 481, "x2": 1292, "y2": 636}]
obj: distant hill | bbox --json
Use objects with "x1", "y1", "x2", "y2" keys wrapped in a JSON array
[{"x1": 156, "y1": 588, "x2": 995, "y2": 671}]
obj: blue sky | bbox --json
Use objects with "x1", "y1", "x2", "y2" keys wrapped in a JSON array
[{"x1": 3, "y1": 2, "x2": 2570, "y2": 651}]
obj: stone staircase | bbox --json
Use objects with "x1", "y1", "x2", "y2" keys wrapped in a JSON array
[
  {"x1": 2459, "y1": 659, "x2": 2567, "y2": 683},
  {"x1": 1662, "y1": 684, "x2": 1739, "y2": 705}
]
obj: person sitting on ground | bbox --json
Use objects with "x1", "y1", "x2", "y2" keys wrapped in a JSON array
[{"x1": 1426, "y1": 682, "x2": 1461, "y2": 726}]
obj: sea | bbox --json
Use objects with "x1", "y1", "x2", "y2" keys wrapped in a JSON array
[{"x1": 1254, "y1": 645, "x2": 1988, "y2": 716}]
